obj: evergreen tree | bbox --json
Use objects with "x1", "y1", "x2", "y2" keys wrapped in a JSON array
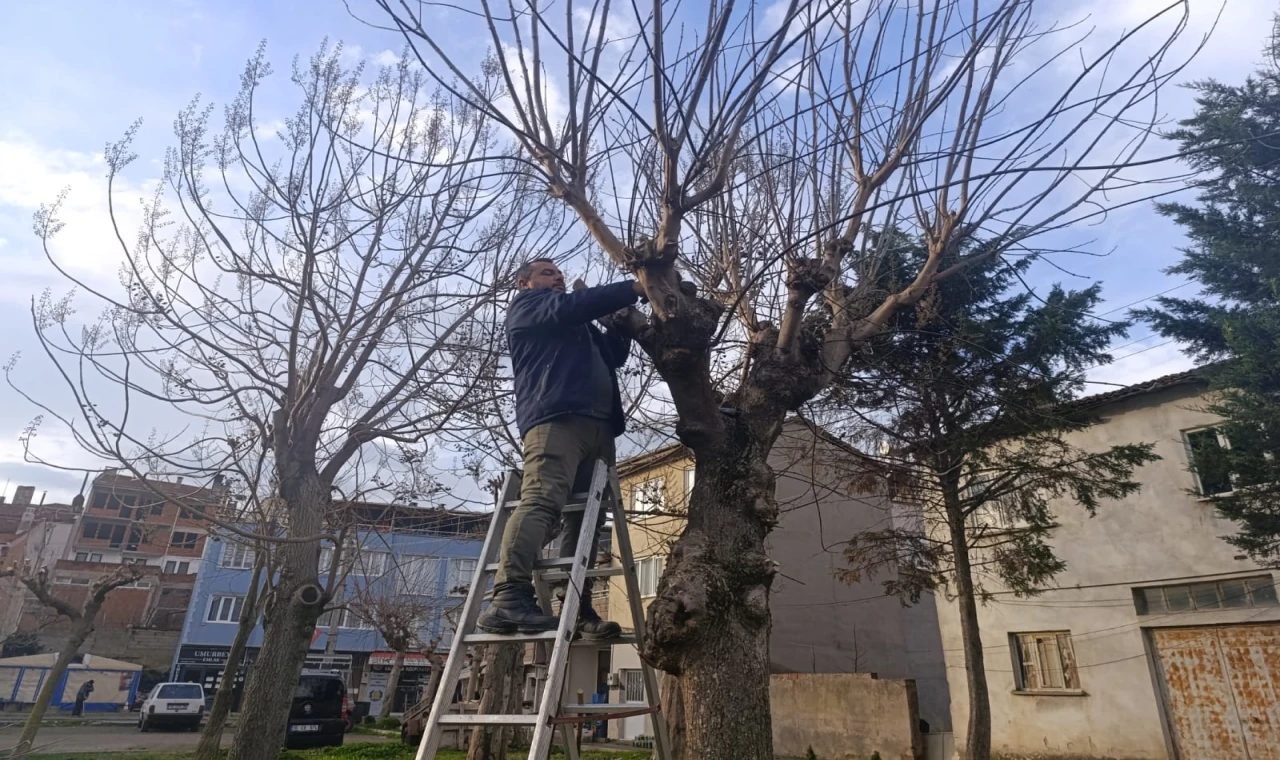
[
  {"x1": 832, "y1": 233, "x2": 1158, "y2": 760},
  {"x1": 1137, "y1": 33, "x2": 1280, "y2": 563}
]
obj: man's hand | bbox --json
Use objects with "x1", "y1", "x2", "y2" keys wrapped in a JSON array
[{"x1": 573, "y1": 278, "x2": 588, "y2": 292}]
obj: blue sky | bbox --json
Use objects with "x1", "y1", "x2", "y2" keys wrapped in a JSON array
[{"x1": 0, "y1": 0, "x2": 1274, "y2": 503}]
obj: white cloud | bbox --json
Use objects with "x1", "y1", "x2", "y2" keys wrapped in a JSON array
[
  {"x1": 373, "y1": 49, "x2": 401, "y2": 67},
  {"x1": 1087, "y1": 338, "x2": 1194, "y2": 388},
  {"x1": 0, "y1": 134, "x2": 153, "y2": 305},
  {"x1": 254, "y1": 119, "x2": 285, "y2": 140}
]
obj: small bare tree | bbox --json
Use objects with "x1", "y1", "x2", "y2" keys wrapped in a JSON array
[
  {"x1": 7, "y1": 42, "x2": 572, "y2": 760},
  {"x1": 349, "y1": 592, "x2": 446, "y2": 719},
  {"x1": 0, "y1": 563, "x2": 148, "y2": 758},
  {"x1": 365, "y1": 2, "x2": 1197, "y2": 757}
]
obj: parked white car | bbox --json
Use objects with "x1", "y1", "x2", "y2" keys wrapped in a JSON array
[{"x1": 137, "y1": 682, "x2": 205, "y2": 732}]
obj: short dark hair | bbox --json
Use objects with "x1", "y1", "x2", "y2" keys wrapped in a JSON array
[{"x1": 516, "y1": 257, "x2": 557, "y2": 283}]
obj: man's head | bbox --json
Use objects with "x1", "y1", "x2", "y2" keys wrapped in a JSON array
[{"x1": 516, "y1": 258, "x2": 565, "y2": 292}]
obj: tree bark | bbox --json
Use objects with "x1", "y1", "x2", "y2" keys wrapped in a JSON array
[
  {"x1": 12, "y1": 607, "x2": 98, "y2": 756},
  {"x1": 196, "y1": 557, "x2": 264, "y2": 760},
  {"x1": 656, "y1": 674, "x2": 685, "y2": 760},
  {"x1": 228, "y1": 475, "x2": 327, "y2": 760},
  {"x1": 643, "y1": 452, "x2": 779, "y2": 760},
  {"x1": 947, "y1": 500, "x2": 991, "y2": 760},
  {"x1": 379, "y1": 649, "x2": 406, "y2": 719},
  {"x1": 467, "y1": 643, "x2": 522, "y2": 760}
]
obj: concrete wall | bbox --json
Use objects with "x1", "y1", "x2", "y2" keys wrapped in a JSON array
[
  {"x1": 22, "y1": 628, "x2": 182, "y2": 671},
  {"x1": 936, "y1": 384, "x2": 1280, "y2": 759},
  {"x1": 770, "y1": 673, "x2": 922, "y2": 760},
  {"x1": 607, "y1": 420, "x2": 950, "y2": 737}
]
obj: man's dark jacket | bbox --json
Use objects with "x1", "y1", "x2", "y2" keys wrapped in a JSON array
[{"x1": 506, "y1": 282, "x2": 639, "y2": 437}]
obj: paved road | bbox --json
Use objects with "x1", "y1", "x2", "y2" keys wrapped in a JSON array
[{"x1": 0, "y1": 724, "x2": 391, "y2": 754}]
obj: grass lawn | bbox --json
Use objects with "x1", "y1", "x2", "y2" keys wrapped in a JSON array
[{"x1": 25, "y1": 744, "x2": 651, "y2": 760}]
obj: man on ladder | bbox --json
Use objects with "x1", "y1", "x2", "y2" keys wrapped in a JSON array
[{"x1": 477, "y1": 258, "x2": 645, "y2": 639}]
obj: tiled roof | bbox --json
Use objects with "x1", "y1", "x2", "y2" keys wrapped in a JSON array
[{"x1": 1061, "y1": 367, "x2": 1207, "y2": 413}]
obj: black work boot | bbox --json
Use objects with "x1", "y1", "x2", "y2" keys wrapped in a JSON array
[
  {"x1": 555, "y1": 583, "x2": 622, "y2": 640},
  {"x1": 477, "y1": 586, "x2": 559, "y2": 634}
]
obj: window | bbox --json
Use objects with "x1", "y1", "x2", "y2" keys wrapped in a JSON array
[
  {"x1": 319, "y1": 545, "x2": 388, "y2": 575},
  {"x1": 1135, "y1": 575, "x2": 1277, "y2": 615},
  {"x1": 1184, "y1": 426, "x2": 1271, "y2": 496},
  {"x1": 965, "y1": 471, "x2": 1029, "y2": 530},
  {"x1": 683, "y1": 468, "x2": 695, "y2": 498},
  {"x1": 621, "y1": 670, "x2": 645, "y2": 702},
  {"x1": 54, "y1": 576, "x2": 91, "y2": 586},
  {"x1": 170, "y1": 531, "x2": 199, "y2": 549},
  {"x1": 446, "y1": 558, "x2": 477, "y2": 596},
  {"x1": 631, "y1": 478, "x2": 666, "y2": 514},
  {"x1": 220, "y1": 542, "x2": 256, "y2": 570},
  {"x1": 339, "y1": 608, "x2": 374, "y2": 630},
  {"x1": 636, "y1": 555, "x2": 664, "y2": 598},
  {"x1": 74, "y1": 552, "x2": 103, "y2": 563},
  {"x1": 164, "y1": 560, "x2": 191, "y2": 575},
  {"x1": 156, "y1": 684, "x2": 203, "y2": 699},
  {"x1": 207, "y1": 595, "x2": 245, "y2": 623},
  {"x1": 1012, "y1": 632, "x2": 1079, "y2": 693},
  {"x1": 91, "y1": 492, "x2": 108, "y2": 509},
  {"x1": 149, "y1": 502, "x2": 164, "y2": 516},
  {"x1": 108, "y1": 524, "x2": 127, "y2": 546},
  {"x1": 396, "y1": 556, "x2": 445, "y2": 594}
]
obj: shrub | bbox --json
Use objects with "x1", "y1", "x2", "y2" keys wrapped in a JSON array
[
  {"x1": 806, "y1": 748, "x2": 817, "y2": 760},
  {"x1": 376, "y1": 716, "x2": 401, "y2": 730}
]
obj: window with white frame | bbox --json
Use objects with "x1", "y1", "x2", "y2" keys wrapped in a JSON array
[
  {"x1": 636, "y1": 555, "x2": 664, "y2": 597},
  {"x1": 396, "y1": 556, "x2": 445, "y2": 594},
  {"x1": 1182, "y1": 426, "x2": 1272, "y2": 497},
  {"x1": 220, "y1": 542, "x2": 256, "y2": 570},
  {"x1": 164, "y1": 560, "x2": 191, "y2": 575},
  {"x1": 74, "y1": 552, "x2": 103, "y2": 563},
  {"x1": 631, "y1": 478, "x2": 666, "y2": 514},
  {"x1": 446, "y1": 558, "x2": 477, "y2": 596},
  {"x1": 683, "y1": 468, "x2": 695, "y2": 497},
  {"x1": 964, "y1": 471, "x2": 1029, "y2": 530},
  {"x1": 621, "y1": 669, "x2": 645, "y2": 702},
  {"x1": 207, "y1": 595, "x2": 245, "y2": 623},
  {"x1": 339, "y1": 608, "x2": 375, "y2": 630},
  {"x1": 1012, "y1": 631, "x2": 1080, "y2": 692}
]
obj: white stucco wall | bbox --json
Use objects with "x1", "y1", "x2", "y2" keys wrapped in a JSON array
[{"x1": 936, "y1": 384, "x2": 1280, "y2": 759}]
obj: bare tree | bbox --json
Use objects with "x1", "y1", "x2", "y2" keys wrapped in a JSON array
[
  {"x1": 7, "y1": 41, "x2": 573, "y2": 760},
  {"x1": 348, "y1": 590, "x2": 449, "y2": 719},
  {"x1": 362, "y1": 1, "x2": 1197, "y2": 757},
  {"x1": 0, "y1": 563, "x2": 148, "y2": 758}
]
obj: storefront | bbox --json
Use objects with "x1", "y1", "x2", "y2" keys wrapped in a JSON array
[
  {"x1": 362, "y1": 651, "x2": 434, "y2": 715},
  {"x1": 173, "y1": 646, "x2": 356, "y2": 708}
]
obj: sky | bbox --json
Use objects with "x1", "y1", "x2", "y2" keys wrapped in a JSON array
[{"x1": 0, "y1": 0, "x2": 1274, "y2": 504}]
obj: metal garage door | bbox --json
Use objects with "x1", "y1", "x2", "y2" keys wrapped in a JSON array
[{"x1": 1153, "y1": 625, "x2": 1280, "y2": 760}]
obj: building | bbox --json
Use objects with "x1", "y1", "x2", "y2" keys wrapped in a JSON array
[
  {"x1": 935, "y1": 369, "x2": 1280, "y2": 760},
  {"x1": 4, "y1": 472, "x2": 233, "y2": 668},
  {"x1": 174, "y1": 505, "x2": 487, "y2": 714},
  {"x1": 0, "y1": 652, "x2": 142, "y2": 712},
  {"x1": 604, "y1": 419, "x2": 951, "y2": 740}
]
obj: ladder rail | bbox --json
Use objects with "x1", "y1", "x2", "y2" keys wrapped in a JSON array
[
  {"x1": 525, "y1": 460, "x2": 610, "y2": 757},
  {"x1": 609, "y1": 468, "x2": 673, "y2": 758},
  {"x1": 413, "y1": 471, "x2": 519, "y2": 760}
]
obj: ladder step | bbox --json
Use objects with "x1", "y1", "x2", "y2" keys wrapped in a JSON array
[
  {"x1": 540, "y1": 566, "x2": 625, "y2": 583},
  {"x1": 503, "y1": 492, "x2": 591, "y2": 511},
  {"x1": 437, "y1": 714, "x2": 540, "y2": 726},
  {"x1": 483, "y1": 557, "x2": 575, "y2": 573},
  {"x1": 559, "y1": 702, "x2": 652, "y2": 714},
  {"x1": 463, "y1": 631, "x2": 638, "y2": 646}
]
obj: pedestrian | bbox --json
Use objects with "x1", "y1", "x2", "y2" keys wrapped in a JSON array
[
  {"x1": 72, "y1": 679, "x2": 94, "y2": 716},
  {"x1": 477, "y1": 258, "x2": 643, "y2": 637}
]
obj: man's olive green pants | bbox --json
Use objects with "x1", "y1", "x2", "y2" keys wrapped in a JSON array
[{"x1": 492, "y1": 415, "x2": 616, "y2": 596}]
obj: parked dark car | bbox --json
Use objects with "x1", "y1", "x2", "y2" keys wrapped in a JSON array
[{"x1": 285, "y1": 674, "x2": 347, "y2": 749}]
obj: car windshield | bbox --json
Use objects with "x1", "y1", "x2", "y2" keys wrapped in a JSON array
[
  {"x1": 294, "y1": 677, "x2": 344, "y2": 701},
  {"x1": 156, "y1": 684, "x2": 203, "y2": 699}
]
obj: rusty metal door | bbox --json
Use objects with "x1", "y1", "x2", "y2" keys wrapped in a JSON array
[{"x1": 1153, "y1": 625, "x2": 1280, "y2": 760}]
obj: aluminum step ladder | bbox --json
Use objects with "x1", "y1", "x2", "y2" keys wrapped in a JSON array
[{"x1": 413, "y1": 460, "x2": 671, "y2": 760}]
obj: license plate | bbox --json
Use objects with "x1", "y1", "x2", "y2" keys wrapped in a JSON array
[
  {"x1": 291, "y1": 724, "x2": 321, "y2": 732},
  {"x1": 166, "y1": 704, "x2": 188, "y2": 711}
]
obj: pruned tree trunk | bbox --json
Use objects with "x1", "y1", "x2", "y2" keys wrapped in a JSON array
[
  {"x1": 947, "y1": 501, "x2": 991, "y2": 760},
  {"x1": 12, "y1": 614, "x2": 96, "y2": 757},
  {"x1": 229, "y1": 476, "x2": 327, "y2": 760},
  {"x1": 644, "y1": 452, "x2": 779, "y2": 760},
  {"x1": 196, "y1": 557, "x2": 264, "y2": 760},
  {"x1": 379, "y1": 649, "x2": 407, "y2": 719},
  {"x1": 657, "y1": 674, "x2": 685, "y2": 760},
  {"x1": 467, "y1": 643, "x2": 522, "y2": 760}
]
